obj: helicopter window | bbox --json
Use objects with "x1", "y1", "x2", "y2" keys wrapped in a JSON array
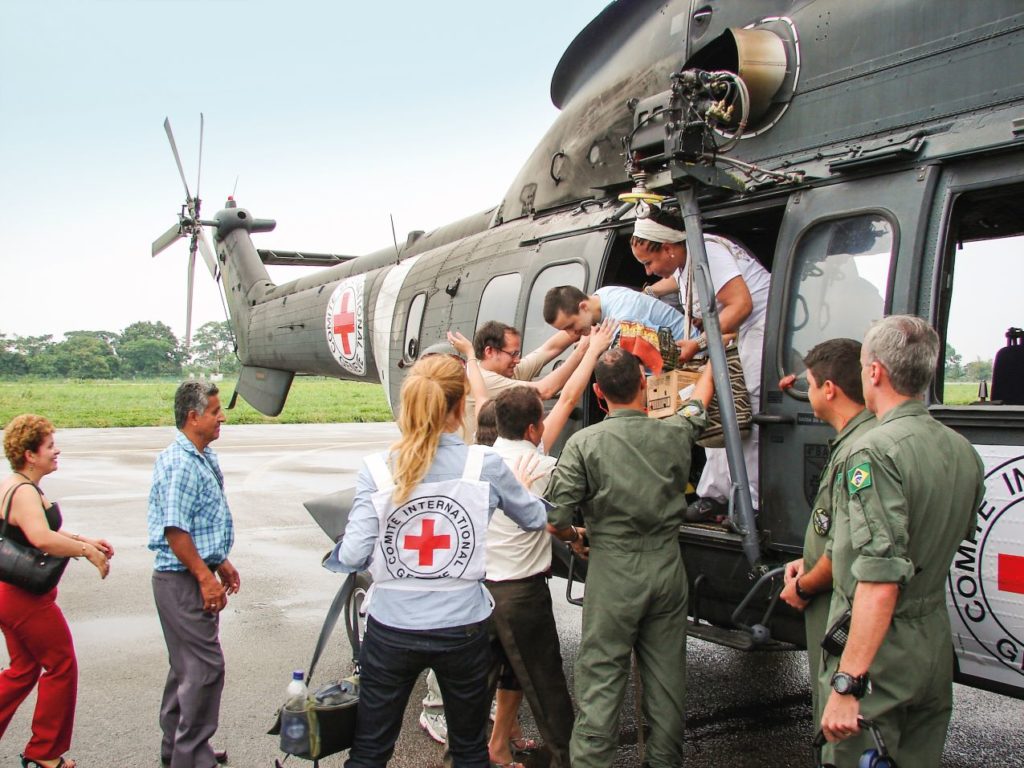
[
  {"x1": 522, "y1": 262, "x2": 587, "y2": 380},
  {"x1": 476, "y1": 273, "x2": 522, "y2": 331},
  {"x1": 782, "y1": 215, "x2": 892, "y2": 395},
  {"x1": 403, "y1": 292, "x2": 427, "y2": 361},
  {"x1": 940, "y1": 233, "x2": 1024, "y2": 405}
]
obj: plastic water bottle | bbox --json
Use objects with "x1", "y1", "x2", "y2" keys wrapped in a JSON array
[
  {"x1": 280, "y1": 670, "x2": 309, "y2": 754},
  {"x1": 286, "y1": 670, "x2": 307, "y2": 701}
]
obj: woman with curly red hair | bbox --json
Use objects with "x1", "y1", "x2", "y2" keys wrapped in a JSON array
[{"x1": 0, "y1": 414, "x2": 113, "y2": 768}]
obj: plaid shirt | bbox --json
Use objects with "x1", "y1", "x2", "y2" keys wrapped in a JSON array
[{"x1": 148, "y1": 431, "x2": 234, "y2": 572}]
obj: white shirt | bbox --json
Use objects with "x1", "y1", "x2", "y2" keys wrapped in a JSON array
[
  {"x1": 485, "y1": 437, "x2": 557, "y2": 581},
  {"x1": 675, "y1": 235, "x2": 770, "y2": 336}
]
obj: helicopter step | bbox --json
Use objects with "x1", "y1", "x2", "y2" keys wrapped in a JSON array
[{"x1": 686, "y1": 618, "x2": 797, "y2": 653}]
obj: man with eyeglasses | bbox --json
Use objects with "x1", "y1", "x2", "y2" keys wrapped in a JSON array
[{"x1": 460, "y1": 320, "x2": 591, "y2": 443}]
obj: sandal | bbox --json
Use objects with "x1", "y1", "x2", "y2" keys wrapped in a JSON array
[
  {"x1": 21, "y1": 757, "x2": 75, "y2": 768},
  {"x1": 509, "y1": 737, "x2": 541, "y2": 753}
]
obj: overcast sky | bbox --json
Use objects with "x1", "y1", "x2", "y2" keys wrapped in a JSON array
[
  {"x1": 0, "y1": 0, "x2": 609, "y2": 343},
  {"x1": 2, "y1": 0, "x2": 1014, "y2": 364}
]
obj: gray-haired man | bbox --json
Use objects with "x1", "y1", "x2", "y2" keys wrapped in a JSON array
[{"x1": 148, "y1": 381, "x2": 237, "y2": 768}]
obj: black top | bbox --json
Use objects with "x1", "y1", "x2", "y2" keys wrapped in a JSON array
[{"x1": 1, "y1": 483, "x2": 62, "y2": 548}]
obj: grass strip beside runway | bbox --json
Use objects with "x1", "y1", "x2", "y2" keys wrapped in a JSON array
[{"x1": 0, "y1": 377, "x2": 392, "y2": 427}]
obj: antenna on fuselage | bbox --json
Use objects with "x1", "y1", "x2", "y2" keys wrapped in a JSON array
[{"x1": 389, "y1": 214, "x2": 400, "y2": 263}]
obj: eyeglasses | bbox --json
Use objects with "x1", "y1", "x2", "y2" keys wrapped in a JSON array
[{"x1": 499, "y1": 347, "x2": 522, "y2": 360}]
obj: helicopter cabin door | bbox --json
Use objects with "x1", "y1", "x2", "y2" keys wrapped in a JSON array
[{"x1": 758, "y1": 166, "x2": 938, "y2": 554}]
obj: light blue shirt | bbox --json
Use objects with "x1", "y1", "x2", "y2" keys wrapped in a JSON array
[
  {"x1": 324, "y1": 433, "x2": 547, "y2": 630},
  {"x1": 596, "y1": 285, "x2": 688, "y2": 341},
  {"x1": 148, "y1": 431, "x2": 234, "y2": 572}
]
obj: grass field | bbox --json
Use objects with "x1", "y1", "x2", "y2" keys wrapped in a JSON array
[
  {"x1": 0, "y1": 377, "x2": 393, "y2": 428},
  {"x1": 943, "y1": 381, "x2": 985, "y2": 405}
]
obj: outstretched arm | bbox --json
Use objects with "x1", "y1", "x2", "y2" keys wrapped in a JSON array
[
  {"x1": 448, "y1": 331, "x2": 489, "y2": 409},
  {"x1": 691, "y1": 361, "x2": 715, "y2": 408},
  {"x1": 534, "y1": 329, "x2": 577, "y2": 364},
  {"x1": 543, "y1": 319, "x2": 615, "y2": 447}
]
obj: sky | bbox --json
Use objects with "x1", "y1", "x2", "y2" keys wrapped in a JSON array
[
  {"x1": 2, "y1": 0, "x2": 1015, "y2": 364},
  {"x1": 0, "y1": 0, "x2": 610, "y2": 345}
]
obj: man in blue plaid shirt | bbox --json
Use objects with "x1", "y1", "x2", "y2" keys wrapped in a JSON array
[{"x1": 148, "y1": 381, "x2": 239, "y2": 768}]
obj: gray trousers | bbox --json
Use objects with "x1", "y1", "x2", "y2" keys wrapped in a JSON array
[{"x1": 153, "y1": 570, "x2": 225, "y2": 768}]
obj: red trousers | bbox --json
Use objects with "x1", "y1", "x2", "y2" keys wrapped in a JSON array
[{"x1": 0, "y1": 583, "x2": 78, "y2": 761}]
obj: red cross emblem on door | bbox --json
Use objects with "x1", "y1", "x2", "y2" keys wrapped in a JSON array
[
  {"x1": 998, "y1": 553, "x2": 1024, "y2": 595},
  {"x1": 332, "y1": 290, "x2": 356, "y2": 356},
  {"x1": 403, "y1": 518, "x2": 451, "y2": 566}
]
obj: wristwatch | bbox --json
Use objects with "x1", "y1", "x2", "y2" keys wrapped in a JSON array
[
  {"x1": 831, "y1": 671, "x2": 871, "y2": 699},
  {"x1": 794, "y1": 578, "x2": 813, "y2": 601}
]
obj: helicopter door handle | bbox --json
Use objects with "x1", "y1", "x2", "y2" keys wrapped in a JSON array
[{"x1": 751, "y1": 413, "x2": 795, "y2": 425}]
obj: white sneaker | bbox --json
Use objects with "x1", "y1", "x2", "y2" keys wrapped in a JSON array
[{"x1": 419, "y1": 709, "x2": 447, "y2": 744}]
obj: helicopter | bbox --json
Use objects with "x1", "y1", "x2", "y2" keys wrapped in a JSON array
[{"x1": 153, "y1": 0, "x2": 1024, "y2": 701}]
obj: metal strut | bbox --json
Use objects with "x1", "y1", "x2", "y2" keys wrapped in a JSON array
[{"x1": 675, "y1": 184, "x2": 761, "y2": 568}]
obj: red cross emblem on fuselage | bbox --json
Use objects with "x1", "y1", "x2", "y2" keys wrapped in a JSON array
[
  {"x1": 333, "y1": 291, "x2": 356, "y2": 356},
  {"x1": 403, "y1": 518, "x2": 451, "y2": 567}
]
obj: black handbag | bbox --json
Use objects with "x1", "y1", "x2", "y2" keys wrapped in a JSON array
[
  {"x1": 0, "y1": 484, "x2": 70, "y2": 595},
  {"x1": 269, "y1": 572, "x2": 361, "y2": 766}
]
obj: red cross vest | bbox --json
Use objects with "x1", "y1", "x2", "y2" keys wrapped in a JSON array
[{"x1": 365, "y1": 445, "x2": 490, "y2": 593}]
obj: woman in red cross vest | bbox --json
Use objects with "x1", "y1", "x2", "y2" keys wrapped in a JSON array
[{"x1": 327, "y1": 355, "x2": 548, "y2": 768}]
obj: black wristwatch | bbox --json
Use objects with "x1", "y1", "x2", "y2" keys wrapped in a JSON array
[
  {"x1": 794, "y1": 578, "x2": 813, "y2": 601},
  {"x1": 831, "y1": 671, "x2": 871, "y2": 699}
]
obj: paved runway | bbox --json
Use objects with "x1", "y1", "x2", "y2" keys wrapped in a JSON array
[{"x1": 1, "y1": 424, "x2": 1021, "y2": 767}]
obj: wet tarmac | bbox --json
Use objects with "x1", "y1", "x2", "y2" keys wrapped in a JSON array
[{"x1": 1, "y1": 424, "x2": 1021, "y2": 767}]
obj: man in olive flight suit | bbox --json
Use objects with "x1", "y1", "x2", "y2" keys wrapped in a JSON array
[
  {"x1": 779, "y1": 338, "x2": 876, "y2": 728},
  {"x1": 820, "y1": 315, "x2": 985, "y2": 766},
  {"x1": 545, "y1": 348, "x2": 713, "y2": 768}
]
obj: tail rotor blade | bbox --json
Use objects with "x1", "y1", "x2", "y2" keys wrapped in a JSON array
[
  {"x1": 152, "y1": 221, "x2": 184, "y2": 257},
  {"x1": 164, "y1": 117, "x2": 192, "y2": 202},
  {"x1": 185, "y1": 242, "x2": 197, "y2": 352},
  {"x1": 197, "y1": 228, "x2": 219, "y2": 280}
]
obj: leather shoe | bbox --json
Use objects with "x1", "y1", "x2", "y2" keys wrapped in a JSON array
[{"x1": 161, "y1": 749, "x2": 228, "y2": 767}]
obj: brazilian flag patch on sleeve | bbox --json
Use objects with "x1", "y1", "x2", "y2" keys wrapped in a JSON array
[{"x1": 847, "y1": 462, "x2": 873, "y2": 494}]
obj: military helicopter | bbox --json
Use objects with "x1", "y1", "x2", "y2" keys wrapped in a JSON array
[{"x1": 153, "y1": 0, "x2": 1024, "y2": 701}]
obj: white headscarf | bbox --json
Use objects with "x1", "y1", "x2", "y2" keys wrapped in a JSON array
[{"x1": 633, "y1": 216, "x2": 685, "y2": 244}]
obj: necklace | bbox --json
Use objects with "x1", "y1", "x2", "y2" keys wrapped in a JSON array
[{"x1": 13, "y1": 471, "x2": 36, "y2": 485}]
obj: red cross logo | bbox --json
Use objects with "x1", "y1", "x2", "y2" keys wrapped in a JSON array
[
  {"x1": 998, "y1": 553, "x2": 1024, "y2": 595},
  {"x1": 403, "y1": 518, "x2": 451, "y2": 566},
  {"x1": 332, "y1": 291, "x2": 356, "y2": 356}
]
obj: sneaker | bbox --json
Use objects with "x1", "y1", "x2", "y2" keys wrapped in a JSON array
[
  {"x1": 419, "y1": 709, "x2": 447, "y2": 744},
  {"x1": 685, "y1": 496, "x2": 726, "y2": 523}
]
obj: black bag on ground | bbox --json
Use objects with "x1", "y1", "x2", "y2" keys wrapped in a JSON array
[
  {"x1": 269, "y1": 572, "x2": 361, "y2": 766},
  {"x1": 0, "y1": 484, "x2": 69, "y2": 595}
]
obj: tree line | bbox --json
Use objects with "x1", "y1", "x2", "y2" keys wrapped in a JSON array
[
  {"x1": 944, "y1": 343, "x2": 993, "y2": 382},
  {"x1": 0, "y1": 321, "x2": 240, "y2": 379}
]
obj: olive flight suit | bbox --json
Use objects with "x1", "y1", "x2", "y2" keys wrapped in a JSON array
[
  {"x1": 821, "y1": 400, "x2": 984, "y2": 767},
  {"x1": 546, "y1": 403, "x2": 705, "y2": 768},
  {"x1": 803, "y1": 409, "x2": 876, "y2": 726}
]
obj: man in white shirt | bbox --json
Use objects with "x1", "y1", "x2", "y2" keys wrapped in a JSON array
[
  {"x1": 485, "y1": 385, "x2": 577, "y2": 768},
  {"x1": 631, "y1": 205, "x2": 770, "y2": 517}
]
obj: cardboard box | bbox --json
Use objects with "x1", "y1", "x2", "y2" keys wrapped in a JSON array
[{"x1": 646, "y1": 368, "x2": 702, "y2": 419}]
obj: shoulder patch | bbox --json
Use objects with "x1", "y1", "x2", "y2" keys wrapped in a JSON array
[
  {"x1": 847, "y1": 462, "x2": 873, "y2": 493},
  {"x1": 681, "y1": 403, "x2": 702, "y2": 418}
]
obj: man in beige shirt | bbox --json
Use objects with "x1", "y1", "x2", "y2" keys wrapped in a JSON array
[{"x1": 461, "y1": 320, "x2": 590, "y2": 442}]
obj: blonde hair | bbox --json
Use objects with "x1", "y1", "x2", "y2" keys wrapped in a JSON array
[
  {"x1": 390, "y1": 356, "x2": 468, "y2": 503},
  {"x1": 4, "y1": 414, "x2": 54, "y2": 470}
]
